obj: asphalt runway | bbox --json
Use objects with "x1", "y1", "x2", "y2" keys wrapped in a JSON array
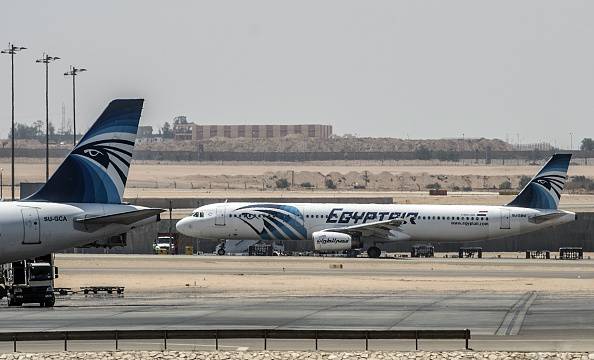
[
  {"x1": 3, "y1": 255, "x2": 594, "y2": 352},
  {"x1": 0, "y1": 292, "x2": 591, "y2": 336},
  {"x1": 1, "y1": 292, "x2": 594, "y2": 351}
]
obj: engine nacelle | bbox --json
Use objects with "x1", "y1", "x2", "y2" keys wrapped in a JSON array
[{"x1": 313, "y1": 231, "x2": 355, "y2": 252}]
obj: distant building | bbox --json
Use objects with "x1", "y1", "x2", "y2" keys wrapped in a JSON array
[
  {"x1": 172, "y1": 116, "x2": 192, "y2": 140},
  {"x1": 137, "y1": 126, "x2": 153, "y2": 138},
  {"x1": 172, "y1": 122, "x2": 333, "y2": 141}
]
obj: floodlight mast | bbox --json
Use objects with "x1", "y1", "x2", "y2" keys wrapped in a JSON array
[
  {"x1": 1, "y1": 43, "x2": 27, "y2": 200},
  {"x1": 36, "y1": 54, "x2": 60, "y2": 181},
  {"x1": 64, "y1": 66, "x2": 87, "y2": 146}
]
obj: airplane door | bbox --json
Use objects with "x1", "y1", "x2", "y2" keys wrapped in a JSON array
[
  {"x1": 215, "y1": 206, "x2": 226, "y2": 226},
  {"x1": 21, "y1": 207, "x2": 41, "y2": 244},
  {"x1": 500, "y1": 209, "x2": 511, "y2": 230}
]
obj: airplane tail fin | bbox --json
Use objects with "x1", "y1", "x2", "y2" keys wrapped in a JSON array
[
  {"x1": 506, "y1": 153, "x2": 571, "y2": 210},
  {"x1": 25, "y1": 99, "x2": 144, "y2": 204}
]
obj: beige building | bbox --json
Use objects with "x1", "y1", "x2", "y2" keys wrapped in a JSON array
[{"x1": 174, "y1": 123, "x2": 332, "y2": 141}]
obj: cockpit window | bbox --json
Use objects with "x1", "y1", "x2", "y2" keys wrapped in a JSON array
[{"x1": 192, "y1": 211, "x2": 205, "y2": 218}]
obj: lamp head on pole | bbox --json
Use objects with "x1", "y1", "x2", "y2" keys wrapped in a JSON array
[
  {"x1": 64, "y1": 66, "x2": 87, "y2": 77},
  {"x1": 36, "y1": 53, "x2": 60, "y2": 64},
  {"x1": 1, "y1": 43, "x2": 26, "y2": 55}
]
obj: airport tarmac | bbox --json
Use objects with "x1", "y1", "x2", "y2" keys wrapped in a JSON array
[
  {"x1": 4, "y1": 255, "x2": 594, "y2": 352},
  {"x1": 1, "y1": 292, "x2": 594, "y2": 352}
]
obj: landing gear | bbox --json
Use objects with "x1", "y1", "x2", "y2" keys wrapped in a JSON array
[
  {"x1": 217, "y1": 248, "x2": 226, "y2": 256},
  {"x1": 367, "y1": 246, "x2": 381, "y2": 259}
]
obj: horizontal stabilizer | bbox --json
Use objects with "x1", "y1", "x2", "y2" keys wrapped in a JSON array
[
  {"x1": 75, "y1": 208, "x2": 164, "y2": 226},
  {"x1": 528, "y1": 212, "x2": 567, "y2": 224}
]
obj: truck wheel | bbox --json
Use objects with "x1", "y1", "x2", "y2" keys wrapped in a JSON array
[
  {"x1": 43, "y1": 299, "x2": 55, "y2": 307},
  {"x1": 367, "y1": 246, "x2": 381, "y2": 259},
  {"x1": 217, "y1": 248, "x2": 226, "y2": 256}
]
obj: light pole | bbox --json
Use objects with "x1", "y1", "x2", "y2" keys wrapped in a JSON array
[
  {"x1": 1, "y1": 43, "x2": 26, "y2": 201},
  {"x1": 569, "y1": 132, "x2": 573, "y2": 151},
  {"x1": 64, "y1": 66, "x2": 86, "y2": 146},
  {"x1": 36, "y1": 54, "x2": 60, "y2": 181}
]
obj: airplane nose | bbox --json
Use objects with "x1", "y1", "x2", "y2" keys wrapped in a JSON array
[{"x1": 176, "y1": 217, "x2": 195, "y2": 236}]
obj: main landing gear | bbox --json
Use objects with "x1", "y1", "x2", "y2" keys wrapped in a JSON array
[{"x1": 367, "y1": 246, "x2": 381, "y2": 259}]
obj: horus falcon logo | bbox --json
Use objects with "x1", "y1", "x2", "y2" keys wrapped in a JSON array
[
  {"x1": 532, "y1": 174, "x2": 567, "y2": 200},
  {"x1": 236, "y1": 204, "x2": 307, "y2": 240},
  {"x1": 72, "y1": 138, "x2": 134, "y2": 185}
]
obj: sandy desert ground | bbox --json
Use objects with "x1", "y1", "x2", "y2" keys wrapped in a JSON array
[
  {"x1": 5, "y1": 159, "x2": 594, "y2": 184},
  {"x1": 4, "y1": 159, "x2": 594, "y2": 203},
  {"x1": 54, "y1": 254, "x2": 594, "y2": 296}
]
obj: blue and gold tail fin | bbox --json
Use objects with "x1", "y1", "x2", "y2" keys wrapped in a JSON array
[
  {"x1": 25, "y1": 99, "x2": 144, "y2": 204},
  {"x1": 506, "y1": 153, "x2": 571, "y2": 210}
]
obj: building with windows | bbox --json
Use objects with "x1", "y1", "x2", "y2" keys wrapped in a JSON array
[{"x1": 173, "y1": 123, "x2": 332, "y2": 141}]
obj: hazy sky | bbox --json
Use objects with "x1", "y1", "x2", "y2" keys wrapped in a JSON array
[{"x1": 1, "y1": 1, "x2": 593, "y2": 147}]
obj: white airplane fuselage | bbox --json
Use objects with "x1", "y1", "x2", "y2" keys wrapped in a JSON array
[
  {"x1": 0, "y1": 201, "x2": 154, "y2": 264},
  {"x1": 176, "y1": 202, "x2": 576, "y2": 244}
]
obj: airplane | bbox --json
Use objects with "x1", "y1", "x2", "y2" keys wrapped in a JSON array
[
  {"x1": 176, "y1": 153, "x2": 576, "y2": 258},
  {"x1": 0, "y1": 99, "x2": 163, "y2": 264}
]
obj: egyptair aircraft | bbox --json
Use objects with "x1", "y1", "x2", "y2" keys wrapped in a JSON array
[
  {"x1": 176, "y1": 154, "x2": 575, "y2": 258},
  {"x1": 0, "y1": 99, "x2": 163, "y2": 263}
]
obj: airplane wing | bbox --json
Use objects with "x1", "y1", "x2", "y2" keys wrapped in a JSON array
[
  {"x1": 323, "y1": 218, "x2": 404, "y2": 239},
  {"x1": 75, "y1": 208, "x2": 164, "y2": 226}
]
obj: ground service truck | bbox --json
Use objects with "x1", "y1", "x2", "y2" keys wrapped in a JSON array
[{"x1": 0, "y1": 254, "x2": 57, "y2": 307}]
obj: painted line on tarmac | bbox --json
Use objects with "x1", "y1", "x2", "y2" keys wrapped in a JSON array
[
  {"x1": 508, "y1": 291, "x2": 536, "y2": 336},
  {"x1": 495, "y1": 291, "x2": 536, "y2": 336}
]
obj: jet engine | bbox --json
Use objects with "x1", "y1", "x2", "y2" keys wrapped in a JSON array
[{"x1": 313, "y1": 231, "x2": 360, "y2": 252}]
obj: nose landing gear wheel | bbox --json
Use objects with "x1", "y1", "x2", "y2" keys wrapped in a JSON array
[
  {"x1": 367, "y1": 246, "x2": 381, "y2": 258},
  {"x1": 217, "y1": 248, "x2": 226, "y2": 256}
]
